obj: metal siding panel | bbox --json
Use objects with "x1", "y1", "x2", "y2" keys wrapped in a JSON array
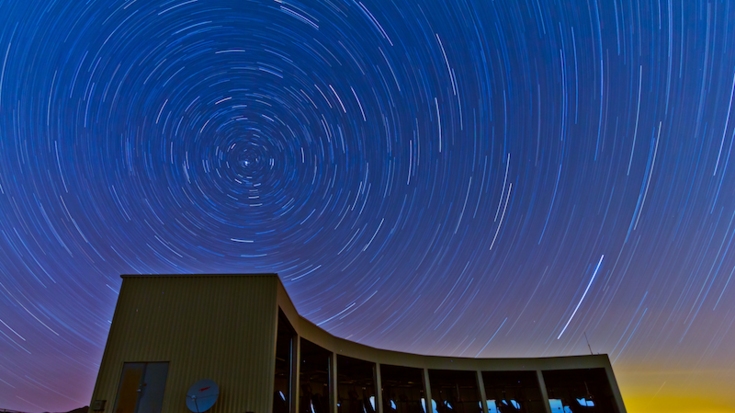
[{"x1": 90, "y1": 275, "x2": 278, "y2": 413}]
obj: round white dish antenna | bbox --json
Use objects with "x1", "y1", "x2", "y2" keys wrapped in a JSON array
[{"x1": 186, "y1": 379, "x2": 219, "y2": 412}]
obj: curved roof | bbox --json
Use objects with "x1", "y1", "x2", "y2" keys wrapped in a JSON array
[{"x1": 272, "y1": 273, "x2": 616, "y2": 374}]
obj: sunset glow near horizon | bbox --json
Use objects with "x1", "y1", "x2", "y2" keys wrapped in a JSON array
[{"x1": 0, "y1": 0, "x2": 734, "y2": 411}]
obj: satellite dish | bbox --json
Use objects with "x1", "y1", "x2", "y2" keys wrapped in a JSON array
[{"x1": 186, "y1": 379, "x2": 219, "y2": 412}]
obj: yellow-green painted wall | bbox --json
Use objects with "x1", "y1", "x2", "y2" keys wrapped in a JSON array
[{"x1": 89, "y1": 274, "x2": 279, "y2": 413}]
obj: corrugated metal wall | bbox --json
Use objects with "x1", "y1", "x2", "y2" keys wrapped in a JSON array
[
  {"x1": 90, "y1": 275, "x2": 278, "y2": 413},
  {"x1": 89, "y1": 274, "x2": 626, "y2": 413}
]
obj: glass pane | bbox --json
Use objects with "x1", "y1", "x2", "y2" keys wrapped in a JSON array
[
  {"x1": 428, "y1": 370, "x2": 481, "y2": 413},
  {"x1": 542, "y1": 369, "x2": 619, "y2": 413},
  {"x1": 300, "y1": 338, "x2": 332, "y2": 413},
  {"x1": 137, "y1": 363, "x2": 169, "y2": 413},
  {"x1": 337, "y1": 356, "x2": 376, "y2": 413},
  {"x1": 274, "y1": 310, "x2": 295, "y2": 413},
  {"x1": 114, "y1": 363, "x2": 145, "y2": 413},
  {"x1": 482, "y1": 371, "x2": 545, "y2": 413},
  {"x1": 380, "y1": 365, "x2": 426, "y2": 413}
]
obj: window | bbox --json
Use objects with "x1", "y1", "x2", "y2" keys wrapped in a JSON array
[
  {"x1": 542, "y1": 369, "x2": 619, "y2": 413},
  {"x1": 380, "y1": 365, "x2": 426, "y2": 413},
  {"x1": 274, "y1": 310, "x2": 296, "y2": 413},
  {"x1": 113, "y1": 362, "x2": 169, "y2": 413},
  {"x1": 300, "y1": 338, "x2": 332, "y2": 413},
  {"x1": 428, "y1": 370, "x2": 481, "y2": 413},
  {"x1": 481, "y1": 371, "x2": 545, "y2": 413},
  {"x1": 337, "y1": 356, "x2": 376, "y2": 413}
]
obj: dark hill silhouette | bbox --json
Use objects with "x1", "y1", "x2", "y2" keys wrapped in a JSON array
[
  {"x1": 1, "y1": 405, "x2": 88, "y2": 413},
  {"x1": 61, "y1": 407, "x2": 88, "y2": 413}
]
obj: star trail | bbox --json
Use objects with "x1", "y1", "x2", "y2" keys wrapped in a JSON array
[{"x1": 0, "y1": 0, "x2": 734, "y2": 411}]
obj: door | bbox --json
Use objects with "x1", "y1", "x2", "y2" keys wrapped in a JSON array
[{"x1": 113, "y1": 362, "x2": 169, "y2": 413}]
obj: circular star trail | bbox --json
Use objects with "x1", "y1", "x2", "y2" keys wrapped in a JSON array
[{"x1": 1, "y1": 0, "x2": 735, "y2": 410}]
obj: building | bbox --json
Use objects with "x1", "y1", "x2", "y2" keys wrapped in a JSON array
[{"x1": 89, "y1": 274, "x2": 626, "y2": 413}]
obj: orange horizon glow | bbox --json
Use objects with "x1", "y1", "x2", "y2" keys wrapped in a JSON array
[{"x1": 616, "y1": 366, "x2": 735, "y2": 413}]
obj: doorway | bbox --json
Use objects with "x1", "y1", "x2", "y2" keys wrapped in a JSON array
[{"x1": 113, "y1": 362, "x2": 169, "y2": 413}]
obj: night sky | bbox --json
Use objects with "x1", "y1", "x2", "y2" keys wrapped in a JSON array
[{"x1": 1, "y1": 0, "x2": 734, "y2": 411}]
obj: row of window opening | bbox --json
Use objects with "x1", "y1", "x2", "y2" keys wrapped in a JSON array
[{"x1": 274, "y1": 312, "x2": 618, "y2": 413}]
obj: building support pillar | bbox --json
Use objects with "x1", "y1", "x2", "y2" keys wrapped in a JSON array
[
  {"x1": 605, "y1": 365, "x2": 628, "y2": 413},
  {"x1": 331, "y1": 352, "x2": 338, "y2": 413},
  {"x1": 423, "y1": 369, "x2": 432, "y2": 413},
  {"x1": 293, "y1": 336, "x2": 301, "y2": 413},
  {"x1": 536, "y1": 370, "x2": 553, "y2": 413},
  {"x1": 476, "y1": 371, "x2": 488, "y2": 413},
  {"x1": 375, "y1": 363, "x2": 383, "y2": 413}
]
